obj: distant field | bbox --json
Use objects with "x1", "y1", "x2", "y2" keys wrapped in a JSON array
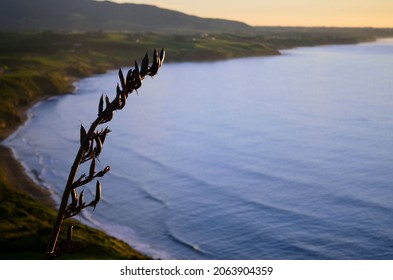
[
  {"x1": 0, "y1": 32, "x2": 273, "y2": 136},
  {"x1": 1, "y1": 28, "x2": 393, "y2": 137}
]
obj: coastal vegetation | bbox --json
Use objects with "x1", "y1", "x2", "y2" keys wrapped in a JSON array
[
  {"x1": 0, "y1": 147, "x2": 148, "y2": 259},
  {"x1": 0, "y1": 31, "x2": 275, "y2": 137},
  {"x1": 1, "y1": 28, "x2": 393, "y2": 138}
]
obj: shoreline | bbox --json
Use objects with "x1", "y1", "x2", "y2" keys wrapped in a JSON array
[
  {"x1": 0, "y1": 68, "x2": 154, "y2": 258},
  {"x1": 0, "y1": 86, "x2": 76, "y2": 205},
  {"x1": 0, "y1": 91, "x2": 61, "y2": 207},
  {"x1": 1, "y1": 36, "x2": 391, "y2": 259},
  {"x1": 0, "y1": 145, "x2": 55, "y2": 208},
  {"x1": 0, "y1": 86, "x2": 151, "y2": 259}
]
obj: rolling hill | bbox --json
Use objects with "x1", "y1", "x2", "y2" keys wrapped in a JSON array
[{"x1": 0, "y1": 0, "x2": 253, "y2": 33}]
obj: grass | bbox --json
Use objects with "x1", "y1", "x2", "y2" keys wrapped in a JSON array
[{"x1": 0, "y1": 154, "x2": 148, "y2": 259}]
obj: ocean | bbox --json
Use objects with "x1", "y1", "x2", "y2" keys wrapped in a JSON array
[{"x1": 4, "y1": 38, "x2": 393, "y2": 259}]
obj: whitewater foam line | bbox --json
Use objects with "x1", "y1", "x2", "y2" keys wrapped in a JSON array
[
  {"x1": 3, "y1": 144, "x2": 59, "y2": 204},
  {"x1": 166, "y1": 228, "x2": 216, "y2": 259},
  {"x1": 2, "y1": 100, "x2": 168, "y2": 260},
  {"x1": 81, "y1": 212, "x2": 173, "y2": 259}
]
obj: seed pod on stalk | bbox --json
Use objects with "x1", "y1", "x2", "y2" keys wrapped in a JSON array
[
  {"x1": 126, "y1": 69, "x2": 133, "y2": 91},
  {"x1": 99, "y1": 127, "x2": 110, "y2": 146},
  {"x1": 70, "y1": 189, "x2": 78, "y2": 210},
  {"x1": 140, "y1": 53, "x2": 149, "y2": 76},
  {"x1": 95, "y1": 165, "x2": 110, "y2": 177},
  {"x1": 66, "y1": 225, "x2": 73, "y2": 243},
  {"x1": 90, "y1": 181, "x2": 102, "y2": 210},
  {"x1": 80, "y1": 125, "x2": 87, "y2": 146},
  {"x1": 78, "y1": 190, "x2": 85, "y2": 212},
  {"x1": 98, "y1": 94, "x2": 104, "y2": 116},
  {"x1": 118, "y1": 68, "x2": 126, "y2": 90},
  {"x1": 149, "y1": 49, "x2": 160, "y2": 76},
  {"x1": 89, "y1": 157, "x2": 96, "y2": 178},
  {"x1": 105, "y1": 95, "x2": 111, "y2": 109},
  {"x1": 159, "y1": 48, "x2": 165, "y2": 66},
  {"x1": 94, "y1": 135, "x2": 103, "y2": 157}
]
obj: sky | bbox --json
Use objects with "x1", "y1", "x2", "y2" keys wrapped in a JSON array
[{"x1": 96, "y1": 0, "x2": 393, "y2": 28}]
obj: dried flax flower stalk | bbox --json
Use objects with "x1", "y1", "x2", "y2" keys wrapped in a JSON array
[{"x1": 46, "y1": 49, "x2": 165, "y2": 258}]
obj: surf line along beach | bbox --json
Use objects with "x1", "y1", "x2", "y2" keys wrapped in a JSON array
[{"x1": 0, "y1": 97, "x2": 151, "y2": 259}]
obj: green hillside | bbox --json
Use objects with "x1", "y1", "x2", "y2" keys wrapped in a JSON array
[
  {"x1": 0, "y1": 0, "x2": 252, "y2": 33},
  {"x1": 0, "y1": 146, "x2": 149, "y2": 259}
]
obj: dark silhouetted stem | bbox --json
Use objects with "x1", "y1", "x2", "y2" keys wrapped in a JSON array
[
  {"x1": 46, "y1": 113, "x2": 107, "y2": 258},
  {"x1": 46, "y1": 48, "x2": 164, "y2": 258}
]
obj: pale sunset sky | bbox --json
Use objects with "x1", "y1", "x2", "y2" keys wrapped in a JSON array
[{"x1": 96, "y1": 0, "x2": 393, "y2": 27}]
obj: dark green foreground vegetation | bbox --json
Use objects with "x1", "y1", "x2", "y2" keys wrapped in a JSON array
[
  {"x1": 0, "y1": 147, "x2": 148, "y2": 259},
  {"x1": 1, "y1": 28, "x2": 392, "y2": 259},
  {"x1": 0, "y1": 188, "x2": 148, "y2": 260}
]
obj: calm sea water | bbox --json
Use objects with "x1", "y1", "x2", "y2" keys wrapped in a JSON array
[{"x1": 4, "y1": 39, "x2": 393, "y2": 259}]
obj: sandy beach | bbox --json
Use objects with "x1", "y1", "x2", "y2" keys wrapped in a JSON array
[
  {"x1": 0, "y1": 145, "x2": 54, "y2": 208},
  {"x1": 0, "y1": 92, "x2": 62, "y2": 207}
]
